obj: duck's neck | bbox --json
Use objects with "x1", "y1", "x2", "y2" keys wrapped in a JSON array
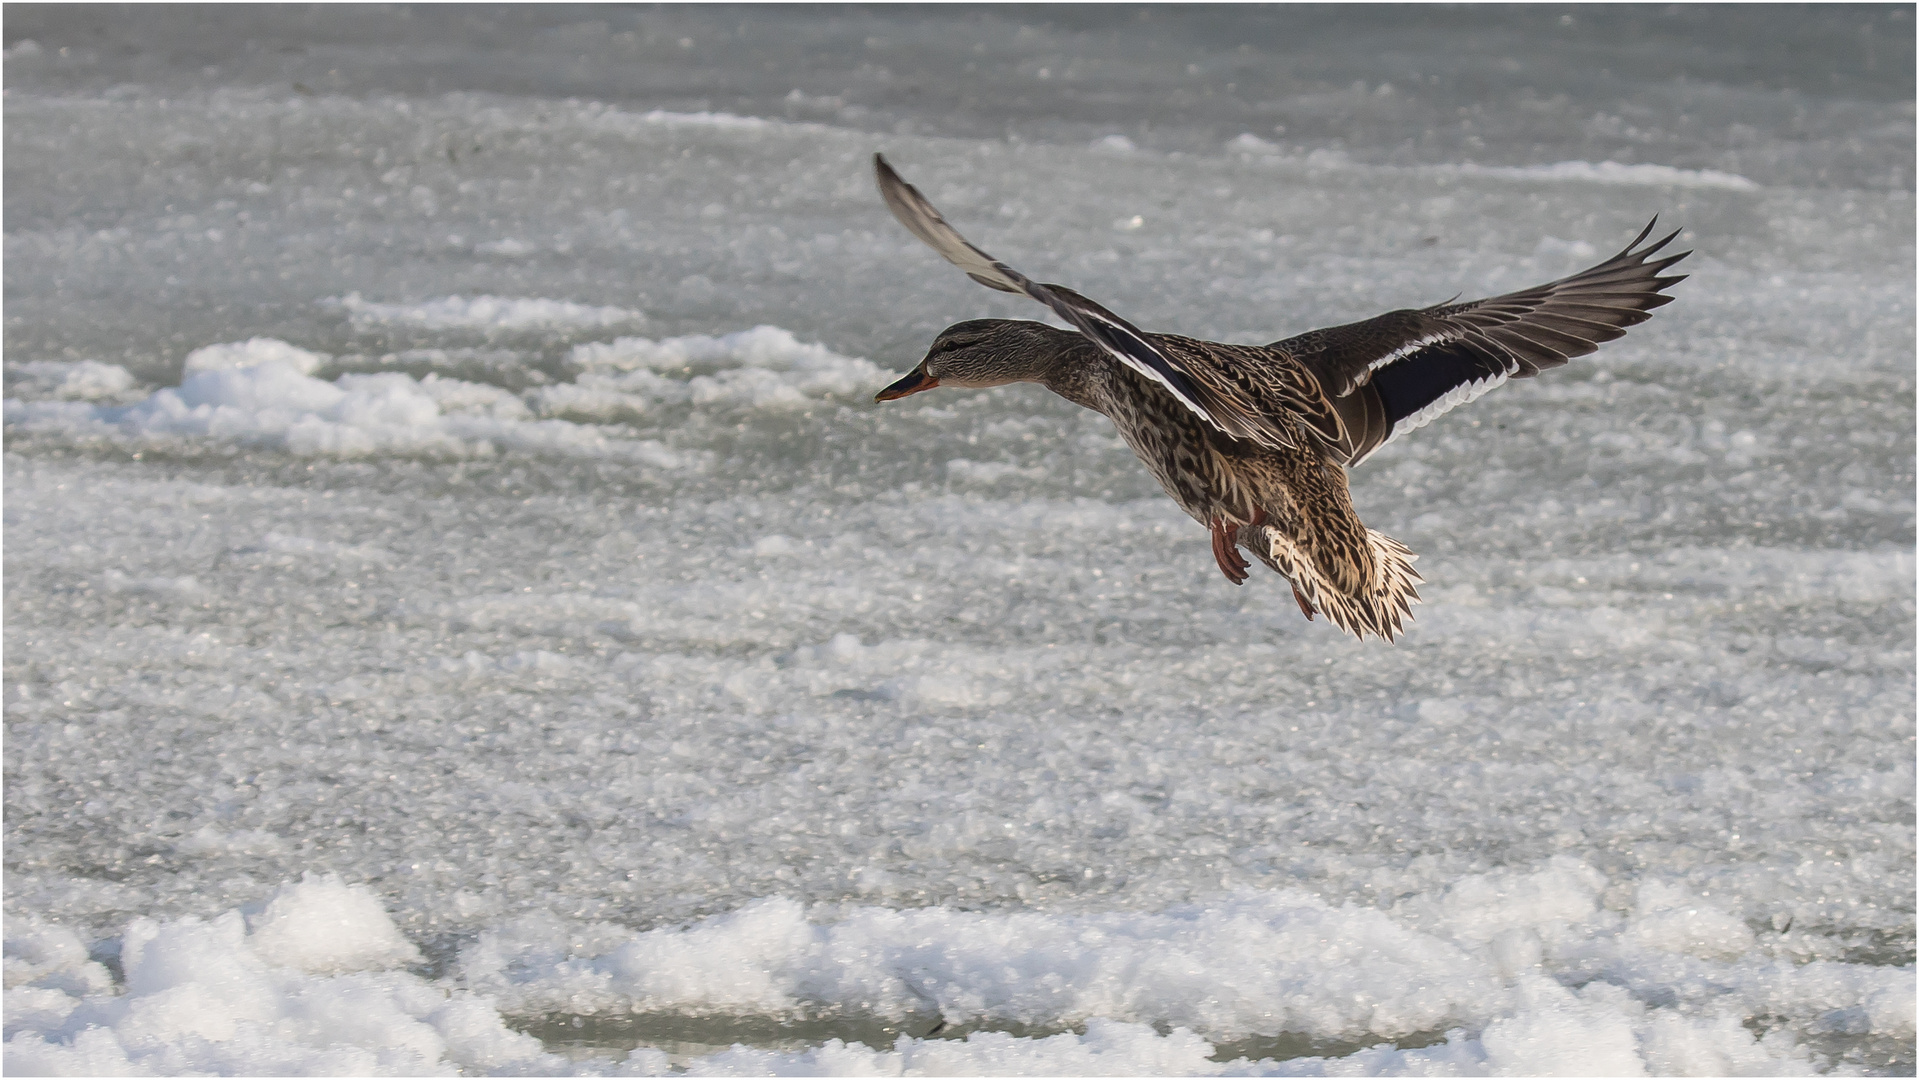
[{"x1": 1035, "y1": 330, "x2": 1115, "y2": 413}]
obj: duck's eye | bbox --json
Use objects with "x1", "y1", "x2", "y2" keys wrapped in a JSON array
[{"x1": 932, "y1": 336, "x2": 981, "y2": 354}]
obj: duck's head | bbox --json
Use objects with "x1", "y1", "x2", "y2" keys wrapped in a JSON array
[{"x1": 875, "y1": 319, "x2": 1065, "y2": 401}]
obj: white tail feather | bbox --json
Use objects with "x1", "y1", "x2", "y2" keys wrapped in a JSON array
[{"x1": 1253, "y1": 527, "x2": 1422, "y2": 642}]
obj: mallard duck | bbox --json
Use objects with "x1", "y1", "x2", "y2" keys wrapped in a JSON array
[{"x1": 871, "y1": 154, "x2": 1687, "y2": 641}]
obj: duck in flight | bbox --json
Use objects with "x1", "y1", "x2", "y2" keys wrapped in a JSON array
[{"x1": 871, "y1": 154, "x2": 1687, "y2": 641}]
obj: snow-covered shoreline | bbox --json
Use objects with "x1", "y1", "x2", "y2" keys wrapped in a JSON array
[{"x1": 10, "y1": 866, "x2": 1911, "y2": 1075}]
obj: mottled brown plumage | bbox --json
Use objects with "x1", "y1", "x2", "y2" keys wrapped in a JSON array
[{"x1": 872, "y1": 154, "x2": 1687, "y2": 641}]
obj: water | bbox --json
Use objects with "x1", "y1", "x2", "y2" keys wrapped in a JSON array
[{"x1": 4, "y1": 5, "x2": 1913, "y2": 1075}]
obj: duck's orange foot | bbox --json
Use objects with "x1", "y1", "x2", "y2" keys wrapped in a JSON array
[
  {"x1": 1210, "y1": 516, "x2": 1250, "y2": 585},
  {"x1": 1291, "y1": 582, "x2": 1316, "y2": 621}
]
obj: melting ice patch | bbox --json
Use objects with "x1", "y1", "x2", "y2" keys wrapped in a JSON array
[
  {"x1": 631, "y1": 107, "x2": 775, "y2": 131},
  {"x1": 1223, "y1": 139, "x2": 1760, "y2": 191},
  {"x1": 461, "y1": 890, "x2": 1502, "y2": 1036},
  {"x1": 3, "y1": 876, "x2": 556, "y2": 1076},
  {"x1": 3, "y1": 360, "x2": 137, "y2": 402},
  {"x1": 5, "y1": 327, "x2": 881, "y2": 460},
  {"x1": 1430, "y1": 160, "x2": 1761, "y2": 190},
  {"x1": 4, "y1": 356, "x2": 677, "y2": 464},
  {"x1": 1227, "y1": 133, "x2": 1284, "y2": 155},
  {"x1": 534, "y1": 325, "x2": 887, "y2": 418},
  {"x1": 181, "y1": 337, "x2": 326, "y2": 376},
  {"x1": 231, "y1": 531, "x2": 396, "y2": 565},
  {"x1": 13, "y1": 861, "x2": 1896, "y2": 1075},
  {"x1": 330, "y1": 292, "x2": 646, "y2": 332},
  {"x1": 449, "y1": 856, "x2": 1908, "y2": 1074}
]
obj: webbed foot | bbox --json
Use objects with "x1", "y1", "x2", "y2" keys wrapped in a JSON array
[
  {"x1": 1291, "y1": 582, "x2": 1316, "y2": 621},
  {"x1": 1210, "y1": 516, "x2": 1250, "y2": 585}
]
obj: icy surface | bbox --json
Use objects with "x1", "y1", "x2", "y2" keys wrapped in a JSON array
[{"x1": 5, "y1": 6, "x2": 1913, "y2": 1077}]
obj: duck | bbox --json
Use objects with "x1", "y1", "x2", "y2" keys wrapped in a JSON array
[{"x1": 870, "y1": 154, "x2": 1687, "y2": 641}]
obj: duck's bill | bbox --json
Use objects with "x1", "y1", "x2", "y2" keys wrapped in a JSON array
[{"x1": 875, "y1": 368, "x2": 940, "y2": 401}]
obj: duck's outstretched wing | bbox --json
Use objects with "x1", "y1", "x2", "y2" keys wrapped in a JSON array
[
  {"x1": 1278, "y1": 220, "x2": 1689, "y2": 466},
  {"x1": 875, "y1": 153, "x2": 1299, "y2": 449}
]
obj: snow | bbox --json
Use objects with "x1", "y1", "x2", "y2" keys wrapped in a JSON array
[
  {"x1": 4, "y1": 5, "x2": 1912, "y2": 1077},
  {"x1": 544, "y1": 326, "x2": 888, "y2": 415},
  {"x1": 8, "y1": 868, "x2": 1878, "y2": 1074},
  {"x1": 244, "y1": 874, "x2": 424, "y2": 975},
  {"x1": 4, "y1": 360, "x2": 137, "y2": 402},
  {"x1": 4, "y1": 327, "x2": 876, "y2": 463},
  {"x1": 1226, "y1": 147, "x2": 1764, "y2": 192},
  {"x1": 332, "y1": 293, "x2": 647, "y2": 333},
  {"x1": 1433, "y1": 161, "x2": 1762, "y2": 192},
  {"x1": 181, "y1": 338, "x2": 326, "y2": 377},
  {"x1": 6, "y1": 878, "x2": 551, "y2": 1076}
]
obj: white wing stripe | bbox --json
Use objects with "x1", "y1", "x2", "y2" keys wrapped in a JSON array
[
  {"x1": 1368, "y1": 333, "x2": 1450, "y2": 371},
  {"x1": 1377, "y1": 369, "x2": 1511, "y2": 448},
  {"x1": 1035, "y1": 285, "x2": 1220, "y2": 425}
]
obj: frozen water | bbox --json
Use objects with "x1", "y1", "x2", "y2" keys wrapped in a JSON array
[
  {"x1": 332, "y1": 294, "x2": 649, "y2": 333},
  {"x1": 5, "y1": 6, "x2": 1913, "y2": 1076},
  {"x1": 6, "y1": 876, "x2": 551, "y2": 1075}
]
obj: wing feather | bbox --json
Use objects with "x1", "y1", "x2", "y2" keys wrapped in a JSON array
[
  {"x1": 1278, "y1": 218, "x2": 1688, "y2": 464},
  {"x1": 876, "y1": 153, "x2": 1301, "y2": 449},
  {"x1": 877, "y1": 154, "x2": 1685, "y2": 470}
]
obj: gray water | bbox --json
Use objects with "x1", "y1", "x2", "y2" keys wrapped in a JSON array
[{"x1": 5, "y1": 5, "x2": 1913, "y2": 1076}]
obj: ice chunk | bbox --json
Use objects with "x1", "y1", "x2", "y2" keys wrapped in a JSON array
[
  {"x1": 1433, "y1": 159, "x2": 1760, "y2": 190},
  {"x1": 1479, "y1": 979, "x2": 1647, "y2": 1077},
  {"x1": 1626, "y1": 882, "x2": 1757, "y2": 960},
  {"x1": 181, "y1": 338, "x2": 327, "y2": 377},
  {"x1": 545, "y1": 326, "x2": 886, "y2": 413},
  {"x1": 3, "y1": 881, "x2": 555, "y2": 1076},
  {"x1": 465, "y1": 892, "x2": 1509, "y2": 1042},
  {"x1": 6, "y1": 342, "x2": 693, "y2": 464},
  {"x1": 332, "y1": 292, "x2": 645, "y2": 332},
  {"x1": 5, "y1": 360, "x2": 137, "y2": 401},
  {"x1": 244, "y1": 874, "x2": 423, "y2": 974},
  {"x1": 683, "y1": 1019, "x2": 1219, "y2": 1076}
]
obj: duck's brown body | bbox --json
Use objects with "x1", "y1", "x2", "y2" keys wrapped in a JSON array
[
  {"x1": 871, "y1": 153, "x2": 1686, "y2": 642},
  {"x1": 1041, "y1": 327, "x2": 1419, "y2": 640}
]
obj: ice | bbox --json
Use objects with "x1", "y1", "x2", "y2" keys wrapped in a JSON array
[
  {"x1": 1625, "y1": 881, "x2": 1757, "y2": 960},
  {"x1": 663, "y1": 1020, "x2": 1224, "y2": 1076},
  {"x1": 441, "y1": 859, "x2": 1900, "y2": 1071},
  {"x1": 543, "y1": 327, "x2": 887, "y2": 416},
  {"x1": 5, "y1": 327, "x2": 877, "y2": 463},
  {"x1": 8, "y1": 868, "x2": 1858, "y2": 1075},
  {"x1": 1226, "y1": 146, "x2": 1764, "y2": 191},
  {"x1": 181, "y1": 338, "x2": 326, "y2": 377},
  {"x1": 333, "y1": 293, "x2": 647, "y2": 333},
  {"x1": 5, "y1": 878, "x2": 555, "y2": 1076},
  {"x1": 4, "y1": 360, "x2": 136, "y2": 402},
  {"x1": 632, "y1": 109, "x2": 776, "y2": 132},
  {"x1": 244, "y1": 874, "x2": 424, "y2": 974},
  {"x1": 1432, "y1": 161, "x2": 1762, "y2": 192},
  {"x1": 3, "y1": 339, "x2": 717, "y2": 465},
  {"x1": 5, "y1": 5, "x2": 1912, "y2": 1077}
]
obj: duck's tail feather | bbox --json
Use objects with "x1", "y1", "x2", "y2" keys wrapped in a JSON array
[{"x1": 1250, "y1": 527, "x2": 1422, "y2": 642}]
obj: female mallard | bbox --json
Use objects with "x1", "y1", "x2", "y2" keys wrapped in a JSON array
[{"x1": 871, "y1": 154, "x2": 1687, "y2": 642}]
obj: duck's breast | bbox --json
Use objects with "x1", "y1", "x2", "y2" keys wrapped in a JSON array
[{"x1": 1086, "y1": 363, "x2": 1253, "y2": 524}]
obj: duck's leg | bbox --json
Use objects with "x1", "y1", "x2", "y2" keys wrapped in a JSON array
[
  {"x1": 1209, "y1": 516, "x2": 1250, "y2": 585},
  {"x1": 1248, "y1": 509, "x2": 1316, "y2": 619}
]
